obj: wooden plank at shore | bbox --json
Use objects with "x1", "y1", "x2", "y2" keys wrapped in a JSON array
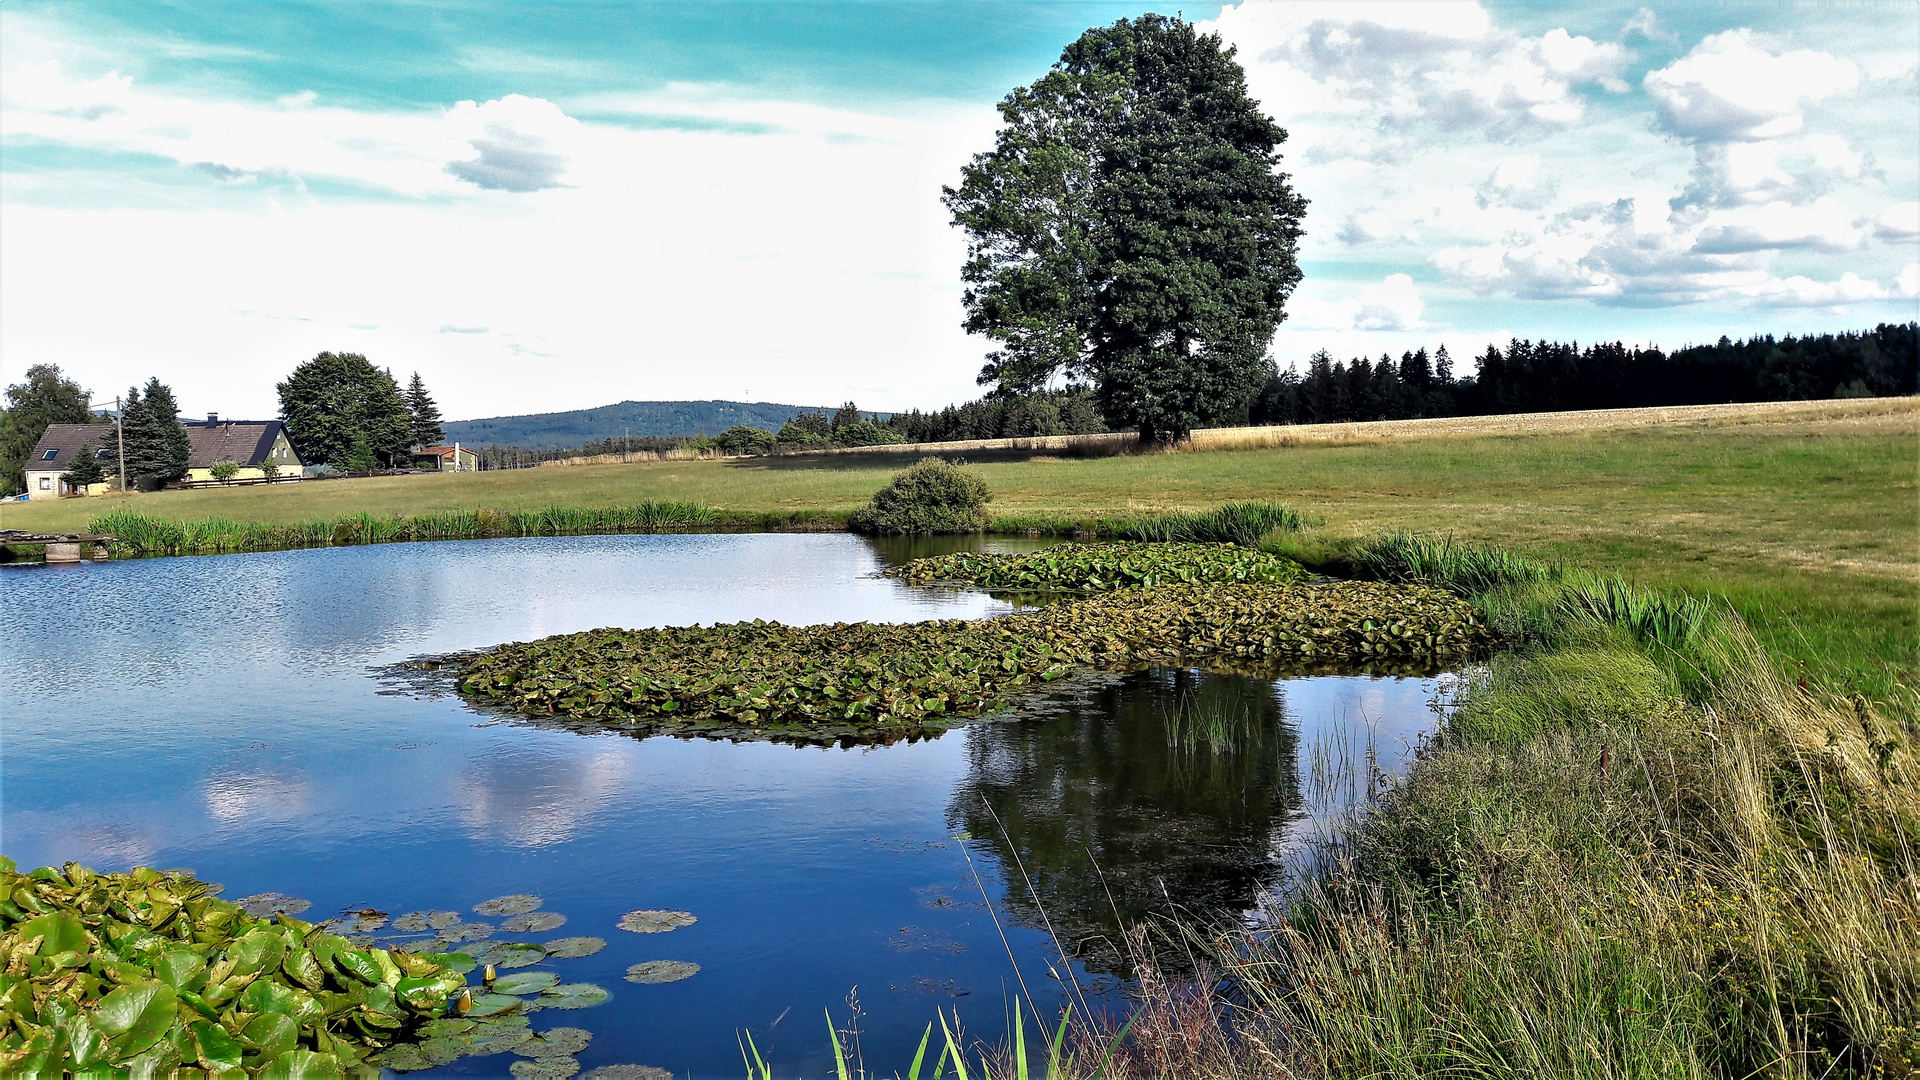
[{"x1": 0, "y1": 530, "x2": 117, "y2": 545}]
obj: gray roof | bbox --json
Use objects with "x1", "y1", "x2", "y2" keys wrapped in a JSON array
[
  {"x1": 23, "y1": 424, "x2": 113, "y2": 473},
  {"x1": 182, "y1": 420, "x2": 298, "y2": 468}
]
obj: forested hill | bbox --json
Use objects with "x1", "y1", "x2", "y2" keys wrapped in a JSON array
[{"x1": 441, "y1": 400, "x2": 824, "y2": 449}]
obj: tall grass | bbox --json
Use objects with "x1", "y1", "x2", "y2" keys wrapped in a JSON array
[
  {"x1": 89, "y1": 503, "x2": 744, "y2": 556},
  {"x1": 989, "y1": 501, "x2": 1307, "y2": 547}
]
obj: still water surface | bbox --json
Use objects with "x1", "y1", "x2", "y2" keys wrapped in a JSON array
[{"x1": 2, "y1": 533, "x2": 1450, "y2": 1077}]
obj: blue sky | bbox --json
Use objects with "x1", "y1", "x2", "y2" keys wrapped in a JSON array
[{"x1": 3, "y1": 2, "x2": 1915, "y2": 421}]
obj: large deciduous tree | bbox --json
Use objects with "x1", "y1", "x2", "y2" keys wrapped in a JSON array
[
  {"x1": 277, "y1": 352, "x2": 414, "y2": 469},
  {"x1": 944, "y1": 15, "x2": 1306, "y2": 443},
  {"x1": 1, "y1": 364, "x2": 96, "y2": 494}
]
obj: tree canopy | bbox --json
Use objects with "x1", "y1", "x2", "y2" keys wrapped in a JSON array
[
  {"x1": 405, "y1": 372, "x2": 445, "y2": 450},
  {"x1": 277, "y1": 352, "x2": 414, "y2": 469},
  {"x1": 1, "y1": 364, "x2": 96, "y2": 494},
  {"x1": 945, "y1": 15, "x2": 1306, "y2": 442},
  {"x1": 98, "y1": 378, "x2": 191, "y2": 489}
]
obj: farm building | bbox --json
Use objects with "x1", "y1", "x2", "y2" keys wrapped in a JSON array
[
  {"x1": 413, "y1": 444, "x2": 478, "y2": 472},
  {"x1": 20, "y1": 423, "x2": 116, "y2": 499},
  {"x1": 182, "y1": 416, "x2": 306, "y2": 485}
]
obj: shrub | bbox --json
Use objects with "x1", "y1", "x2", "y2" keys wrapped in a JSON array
[
  {"x1": 209, "y1": 459, "x2": 240, "y2": 480},
  {"x1": 848, "y1": 457, "x2": 991, "y2": 535},
  {"x1": 715, "y1": 425, "x2": 776, "y2": 456},
  {"x1": 259, "y1": 460, "x2": 279, "y2": 479},
  {"x1": 833, "y1": 420, "x2": 906, "y2": 447}
]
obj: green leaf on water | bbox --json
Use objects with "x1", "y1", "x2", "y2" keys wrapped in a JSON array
[
  {"x1": 468, "y1": 993, "x2": 526, "y2": 1018},
  {"x1": 516, "y1": 1026, "x2": 592, "y2": 1059},
  {"x1": 623, "y1": 960, "x2": 700, "y2": 984},
  {"x1": 191, "y1": 1018, "x2": 243, "y2": 1071},
  {"x1": 541, "y1": 936, "x2": 605, "y2": 959},
  {"x1": 493, "y1": 971, "x2": 560, "y2": 996},
  {"x1": 243, "y1": 1012, "x2": 301, "y2": 1059},
  {"x1": 474, "y1": 894, "x2": 542, "y2": 916},
  {"x1": 487, "y1": 943, "x2": 547, "y2": 970},
  {"x1": 93, "y1": 980, "x2": 178, "y2": 1059},
  {"x1": 16, "y1": 911, "x2": 88, "y2": 954},
  {"x1": 258, "y1": 1048, "x2": 346, "y2": 1079},
  {"x1": 502, "y1": 911, "x2": 567, "y2": 933},
  {"x1": 616, "y1": 910, "x2": 696, "y2": 934},
  {"x1": 240, "y1": 978, "x2": 298, "y2": 1015},
  {"x1": 581, "y1": 1067, "x2": 673, "y2": 1080},
  {"x1": 229, "y1": 928, "x2": 288, "y2": 976},
  {"x1": 153, "y1": 948, "x2": 206, "y2": 990},
  {"x1": 511, "y1": 1056, "x2": 581, "y2": 1079},
  {"x1": 390, "y1": 912, "x2": 432, "y2": 932},
  {"x1": 64, "y1": 1015, "x2": 111, "y2": 1069},
  {"x1": 538, "y1": 983, "x2": 611, "y2": 1010}
]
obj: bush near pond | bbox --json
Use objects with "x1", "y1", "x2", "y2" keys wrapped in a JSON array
[
  {"x1": 847, "y1": 457, "x2": 990, "y2": 535},
  {"x1": 455, "y1": 578, "x2": 1489, "y2": 734},
  {"x1": 884, "y1": 541, "x2": 1306, "y2": 591},
  {"x1": 0, "y1": 859, "x2": 474, "y2": 1076}
]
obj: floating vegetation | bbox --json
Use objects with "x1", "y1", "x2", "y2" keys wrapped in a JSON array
[
  {"x1": 538, "y1": 984, "x2": 612, "y2": 1010},
  {"x1": 513, "y1": 1057, "x2": 581, "y2": 1079},
  {"x1": 456, "y1": 573, "x2": 1490, "y2": 738},
  {"x1": 437, "y1": 920, "x2": 493, "y2": 943},
  {"x1": 616, "y1": 910, "x2": 697, "y2": 934},
  {"x1": 392, "y1": 910, "x2": 461, "y2": 933},
  {"x1": 475, "y1": 894, "x2": 543, "y2": 916},
  {"x1": 543, "y1": 937, "x2": 606, "y2": 958},
  {"x1": 883, "y1": 541, "x2": 1306, "y2": 591},
  {"x1": 503, "y1": 911, "x2": 567, "y2": 933},
  {"x1": 517, "y1": 1026, "x2": 593, "y2": 1058},
  {"x1": 624, "y1": 961, "x2": 700, "y2": 984},
  {"x1": 476, "y1": 942, "x2": 547, "y2": 969},
  {"x1": 234, "y1": 892, "x2": 311, "y2": 917},
  {"x1": 582, "y1": 1066, "x2": 673, "y2": 1080},
  {"x1": 0, "y1": 860, "x2": 477, "y2": 1075},
  {"x1": 492, "y1": 972, "x2": 561, "y2": 996}
]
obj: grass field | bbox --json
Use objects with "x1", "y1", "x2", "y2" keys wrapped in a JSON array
[{"x1": 8, "y1": 397, "x2": 1912, "y2": 710}]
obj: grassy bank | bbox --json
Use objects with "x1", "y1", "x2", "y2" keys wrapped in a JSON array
[{"x1": 1102, "y1": 534, "x2": 1919, "y2": 1079}]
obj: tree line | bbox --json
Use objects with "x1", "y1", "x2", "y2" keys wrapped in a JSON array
[{"x1": 276, "y1": 352, "x2": 444, "y2": 473}]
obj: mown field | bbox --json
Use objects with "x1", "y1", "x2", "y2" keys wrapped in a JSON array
[{"x1": 8, "y1": 397, "x2": 1912, "y2": 711}]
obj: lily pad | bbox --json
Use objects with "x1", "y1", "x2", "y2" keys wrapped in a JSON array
[
  {"x1": 377, "y1": 1044, "x2": 432, "y2": 1072},
  {"x1": 583, "y1": 1068, "x2": 673, "y2": 1080},
  {"x1": 624, "y1": 961, "x2": 700, "y2": 984},
  {"x1": 538, "y1": 983, "x2": 611, "y2": 1010},
  {"x1": 617, "y1": 909, "x2": 696, "y2": 934},
  {"x1": 542, "y1": 936, "x2": 606, "y2": 959},
  {"x1": 467, "y1": 993, "x2": 526, "y2": 1018},
  {"x1": 502, "y1": 911, "x2": 567, "y2": 933},
  {"x1": 493, "y1": 971, "x2": 560, "y2": 996},
  {"x1": 433, "y1": 951, "x2": 479, "y2": 974},
  {"x1": 390, "y1": 912, "x2": 432, "y2": 932},
  {"x1": 437, "y1": 920, "x2": 495, "y2": 943},
  {"x1": 515, "y1": 1027, "x2": 592, "y2": 1059},
  {"x1": 485, "y1": 943, "x2": 548, "y2": 970},
  {"x1": 475, "y1": 894, "x2": 543, "y2": 916},
  {"x1": 427, "y1": 909, "x2": 462, "y2": 929},
  {"x1": 236, "y1": 892, "x2": 312, "y2": 917},
  {"x1": 512, "y1": 1057, "x2": 581, "y2": 1079}
]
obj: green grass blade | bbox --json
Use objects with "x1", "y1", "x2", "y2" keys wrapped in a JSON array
[
  {"x1": 828, "y1": 1007, "x2": 850, "y2": 1080},
  {"x1": 906, "y1": 1021, "x2": 934, "y2": 1080},
  {"x1": 1047, "y1": 1005, "x2": 1072, "y2": 1080}
]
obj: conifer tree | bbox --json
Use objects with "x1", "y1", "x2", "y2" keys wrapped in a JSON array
[
  {"x1": 405, "y1": 372, "x2": 445, "y2": 450},
  {"x1": 59, "y1": 439, "x2": 107, "y2": 490}
]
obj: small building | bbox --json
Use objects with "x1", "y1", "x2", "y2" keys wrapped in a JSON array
[
  {"x1": 21, "y1": 424, "x2": 117, "y2": 499},
  {"x1": 182, "y1": 416, "x2": 306, "y2": 485},
  {"x1": 413, "y1": 444, "x2": 478, "y2": 472}
]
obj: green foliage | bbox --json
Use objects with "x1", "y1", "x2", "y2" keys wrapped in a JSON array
[
  {"x1": 850, "y1": 458, "x2": 992, "y2": 535},
  {"x1": 885, "y1": 541, "x2": 1305, "y2": 591},
  {"x1": 276, "y1": 352, "x2": 413, "y2": 469},
  {"x1": 90, "y1": 503, "x2": 724, "y2": 556},
  {"x1": 456, "y1": 576, "x2": 1489, "y2": 736},
  {"x1": 985, "y1": 500, "x2": 1307, "y2": 547},
  {"x1": 58, "y1": 440, "x2": 107, "y2": 489},
  {"x1": 96, "y1": 378, "x2": 191, "y2": 490},
  {"x1": 1349, "y1": 531, "x2": 1563, "y2": 597},
  {"x1": 260, "y1": 459, "x2": 280, "y2": 480},
  {"x1": 0, "y1": 862, "x2": 474, "y2": 1076},
  {"x1": 832, "y1": 419, "x2": 906, "y2": 447},
  {"x1": 714, "y1": 425, "x2": 777, "y2": 456},
  {"x1": 946, "y1": 15, "x2": 1305, "y2": 442},
  {"x1": 209, "y1": 459, "x2": 241, "y2": 481},
  {"x1": 1, "y1": 364, "x2": 97, "y2": 495},
  {"x1": 404, "y1": 372, "x2": 444, "y2": 450}
]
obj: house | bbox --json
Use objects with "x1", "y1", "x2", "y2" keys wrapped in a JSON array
[
  {"x1": 413, "y1": 444, "x2": 478, "y2": 472},
  {"x1": 21, "y1": 424, "x2": 117, "y2": 499},
  {"x1": 182, "y1": 415, "x2": 306, "y2": 484}
]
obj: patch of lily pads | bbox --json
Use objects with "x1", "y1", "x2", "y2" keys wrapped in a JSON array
[
  {"x1": 884, "y1": 541, "x2": 1307, "y2": 591},
  {"x1": 0, "y1": 859, "x2": 623, "y2": 1076},
  {"x1": 455, "y1": 555, "x2": 1492, "y2": 736},
  {"x1": 624, "y1": 961, "x2": 699, "y2": 984},
  {"x1": 617, "y1": 910, "x2": 697, "y2": 934}
]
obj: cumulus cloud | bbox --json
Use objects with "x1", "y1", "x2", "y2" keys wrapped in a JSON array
[
  {"x1": 1292, "y1": 274, "x2": 1428, "y2": 331},
  {"x1": 1877, "y1": 202, "x2": 1920, "y2": 241},
  {"x1": 1693, "y1": 196, "x2": 1864, "y2": 253},
  {"x1": 1476, "y1": 155, "x2": 1558, "y2": 210},
  {"x1": 444, "y1": 94, "x2": 576, "y2": 192},
  {"x1": 1643, "y1": 29, "x2": 1859, "y2": 142}
]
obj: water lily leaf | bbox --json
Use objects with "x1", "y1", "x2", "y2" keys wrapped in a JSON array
[
  {"x1": 512, "y1": 1056, "x2": 581, "y2": 1079},
  {"x1": 153, "y1": 948, "x2": 206, "y2": 990},
  {"x1": 426, "y1": 909, "x2": 462, "y2": 929},
  {"x1": 432, "y1": 951, "x2": 478, "y2": 974},
  {"x1": 468, "y1": 993, "x2": 525, "y2": 1018},
  {"x1": 583, "y1": 1067, "x2": 674, "y2": 1080},
  {"x1": 64, "y1": 1015, "x2": 111, "y2": 1069},
  {"x1": 229, "y1": 928, "x2": 288, "y2": 976},
  {"x1": 486, "y1": 943, "x2": 547, "y2": 970},
  {"x1": 437, "y1": 920, "x2": 495, "y2": 943},
  {"x1": 389, "y1": 912, "x2": 432, "y2": 932},
  {"x1": 16, "y1": 911, "x2": 88, "y2": 954},
  {"x1": 281, "y1": 946, "x2": 325, "y2": 992},
  {"x1": 236, "y1": 893, "x2": 312, "y2": 917},
  {"x1": 538, "y1": 983, "x2": 611, "y2": 1010},
  {"x1": 515, "y1": 1026, "x2": 591, "y2": 1059},
  {"x1": 474, "y1": 894, "x2": 542, "y2": 916},
  {"x1": 239, "y1": 977, "x2": 297, "y2": 1015},
  {"x1": 492, "y1": 971, "x2": 560, "y2": 996},
  {"x1": 258, "y1": 1048, "x2": 346, "y2": 1079},
  {"x1": 541, "y1": 936, "x2": 605, "y2": 959},
  {"x1": 468, "y1": 1021, "x2": 536, "y2": 1054},
  {"x1": 377, "y1": 1044, "x2": 432, "y2": 1072},
  {"x1": 423, "y1": 1018, "x2": 478, "y2": 1038},
  {"x1": 332, "y1": 948, "x2": 384, "y2": 985},
  {"x1": 191, "y1": 1018, "x2": 244, "y2": 1071},
  {"x1": 617, "y1": 910, "x2": 696, "y2": 934},
  {"x1": 420, "y1": 1036, "x2": 469, "y2": 1067},
  {"x1": 93, "y1": 980, "x2": 178, "y2": 1059},
  {"x1": 624, "y1": 961, "x2": 700, "y2": 984},
  {"x1": 501, "y1": 911, "x2": 567, "y2": 934}
]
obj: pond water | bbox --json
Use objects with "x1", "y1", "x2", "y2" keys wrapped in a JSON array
[{"x1": 1, "y1": 533, "x2": 1454, "y2": 1078}]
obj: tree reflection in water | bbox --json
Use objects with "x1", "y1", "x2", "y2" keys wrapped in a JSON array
[{"x1": 948, "y1": 667, "x2": 1302, "y2": 979}]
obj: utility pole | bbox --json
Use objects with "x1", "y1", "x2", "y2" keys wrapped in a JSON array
[
  {"x1": 114, "y1": 397, "x2": 126, "y2": 493},
  {"x1": 624, "y1": 427, "x2": 630, "y2": 463}
]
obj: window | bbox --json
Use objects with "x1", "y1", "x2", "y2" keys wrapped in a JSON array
[
  {"x1": 41, "y1": 449, "x2": 57, "y2": 460},
  {"x1": 38, "y1": 477, "x2": 50, "y2": 490},
  {"x1": 97, "y1": 449, "x2": 111, "y2": 459}
]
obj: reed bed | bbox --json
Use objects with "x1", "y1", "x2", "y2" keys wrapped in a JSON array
[
  {"x1": 85, "y1": 504, "x2": 843, "y2": 557},
  {"x1": 988, "y1": 501, "x2": 1307, "y2": 546}
]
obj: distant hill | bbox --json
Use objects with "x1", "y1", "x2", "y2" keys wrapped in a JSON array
[{"x1": 440, "y1": 400, "x2": 824, "y2": 449}]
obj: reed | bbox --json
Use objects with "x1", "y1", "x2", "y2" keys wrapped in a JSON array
[{"x1": 987, "y1": 501, "x2": 1307, "y2": 547}]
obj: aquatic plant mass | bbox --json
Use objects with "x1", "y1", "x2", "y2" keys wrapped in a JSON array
[
  {"x1": 0, "y1": 860, "x2": 643, "y2": 1077},
  {"x1": 454, "y1": 542, "x2": 1489, "y2": 736},
  {"x1": 882, "y1": 541, "x2": 1307, "y2": 591}
]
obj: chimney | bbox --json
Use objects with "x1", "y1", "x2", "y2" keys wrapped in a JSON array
[{"x1": 207, "y1": 412, "x2": 218, "y2": 425}]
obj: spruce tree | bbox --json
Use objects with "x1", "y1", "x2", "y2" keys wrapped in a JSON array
[
  {"x1": 99, "y1": 379, "x2": 190, "y2": 488},
  {"x1": 277, "y1": 352, "x2": 418, "y2": 468},
  {"x1": 59, "y1": 439, "x2": 107, "y2": 490},
  {"x1": 404, "y1": 372, "x2": 445, "y2": 450}
]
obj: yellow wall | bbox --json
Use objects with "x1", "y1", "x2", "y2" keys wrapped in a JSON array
[{"x1": 186, "y1": 465, "x2": 307, "y2": 483}]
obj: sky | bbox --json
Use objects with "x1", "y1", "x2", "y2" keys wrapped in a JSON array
[{"x1": 2, "y1": 1, "x2": 1916, "y2": 422}]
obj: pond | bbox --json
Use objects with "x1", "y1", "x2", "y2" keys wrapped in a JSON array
[{"x1": 1, "y1": 533, "x2": 1456, "y2": 1078}]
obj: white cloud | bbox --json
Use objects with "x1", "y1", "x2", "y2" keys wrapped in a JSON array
[
  {"x1": 1643, "y1": 29, "x2": 1859, "y2": 142},
  {"x1": 1694, "y1": 196, "x2": 1864, "y2": 253},
  {"x1": 1877, "y1": 202, "x2": 1920, "y2": 241},
  {"x1": 1899, "y1": 263, "x2": 1920, "y2": 298},
  {"x1": 1291, "y1": 274, "x2": 1428, "y2": 331},
  {"x1": 445, "y1": 94, "x2": 578, "y2": 192},
  {"x1": 1476, "y1": 154, "x2": 1558, "y2": 210}
]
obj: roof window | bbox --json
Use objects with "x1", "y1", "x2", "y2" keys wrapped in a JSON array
[{"x1": 41, "y1": 449, "x2": 57, "y2": 460}]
